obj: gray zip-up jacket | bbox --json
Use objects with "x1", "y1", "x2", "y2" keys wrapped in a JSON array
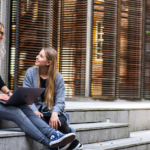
[{"x1": 23, "y1": 67, "x2": 65, "y2": 115}]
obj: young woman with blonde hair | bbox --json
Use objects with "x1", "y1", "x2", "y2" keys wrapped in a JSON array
[{"x1": 23, "y1": 47, "x2": 83, "y2": 150}]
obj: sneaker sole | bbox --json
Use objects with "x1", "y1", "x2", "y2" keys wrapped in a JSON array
[{"x1": 50, "y1": 133, "x2": 76, "y2": 148}]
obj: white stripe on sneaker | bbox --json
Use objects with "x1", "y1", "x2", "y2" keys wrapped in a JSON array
[{"x1": 72, "y1": 143, "x2": 83, "y2": 150}]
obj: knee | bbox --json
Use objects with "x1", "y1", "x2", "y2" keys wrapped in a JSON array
[
  {"x1": 19, "y1": 104, "x2": 32, "y2": 112},
  {"x1": 9, "y1": 107, "x2": 26, "y2": 119}
]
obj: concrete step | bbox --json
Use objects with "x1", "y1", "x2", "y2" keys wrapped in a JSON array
[
  {"x1": 83, "y1": 130, "x2": 150, "y2": 150},
  {"x1": 66, "y1": 101, "x2": 150, "y2": 132},
  {"x1": 1, "y1": 101, "x2": 150, "y2": 132},
  {"x1": 70, "y1": 122, "x2": 130, "y2": 144},
  {"x1": 0, "y1": 128, "x2": 47, "y2": 150},
  {"x1": 0, "y1": 122, "x2": 129, "y2": 150}
]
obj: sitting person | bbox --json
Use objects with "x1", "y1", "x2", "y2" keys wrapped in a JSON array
[
  {"x1": 0, "y1": 22, "x2": 75, "y2": 149},
  {"x1": 23, "y1": 47, "x2": 83, "y2": 150}
]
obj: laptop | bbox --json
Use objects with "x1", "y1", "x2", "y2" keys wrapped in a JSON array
[{"x1": 0, "y1": 87, "x2": 45, "y2": 106}]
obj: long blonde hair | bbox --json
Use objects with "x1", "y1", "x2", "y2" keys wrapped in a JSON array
[{"x1": 37, "y1": 47, "x2": 57, "y2": 110}]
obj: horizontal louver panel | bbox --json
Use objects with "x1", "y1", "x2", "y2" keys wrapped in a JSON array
[
  {"x1": 144, "y1": 0, "x2": 150, "y2": 98},
  {"x1": 9, "y1": 0, "x2": 54, "y2": 90},
  {"x1": 8, "y1": 0, "x2": 146, "y2": 100},
  {"x1": 59, "y1": 0, "x2": 87, "y2": 97},
  {"x1": 119, "y1": 0, "x2": 142, "y2": 99},
  {"x1": 91, "y1": 0, "x2": 117, "y2": 98}
]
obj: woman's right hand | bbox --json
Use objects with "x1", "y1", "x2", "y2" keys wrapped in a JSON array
[
  {"x1": 34, "y1": 111, "x2": 43, "y2": 118},
  {"x1": 0, "y1": 94, "x2": 10, "y2": 101}
]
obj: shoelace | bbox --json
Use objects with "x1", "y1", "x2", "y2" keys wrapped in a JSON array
[{"x1": 56, "y1": 131, "x2": 61, "y2": 138}]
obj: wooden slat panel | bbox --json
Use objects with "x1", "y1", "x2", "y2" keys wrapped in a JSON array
[
  {"x1": 9, "y1": 0, "x2": 56, "y2": 90},
  {"x1": 144, "y1": 0, "x2": 150, "y2": 99},
  {"x1": 59, "y1": 0, "x2": 87, "y2": 97},
  {"x1": 119, "y1": 0, "x2": 142, "y2": 99},
  {"x1": 9, "y1": 0, "x2": 87, "y2": 98},
  {"x1": 8, "y1": 0, "x2": 144, "y2": 100},
  {"x1": 91, "y1": 0, "x2": 117, "y2": 98}
]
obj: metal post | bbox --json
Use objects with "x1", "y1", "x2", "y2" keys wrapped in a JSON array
[
  {"x1": 85, "y1": 0, "x2": 92, "y2": 97},
  {"x1": 5, "y1": 0, "x2": 11, "y2": 86}
]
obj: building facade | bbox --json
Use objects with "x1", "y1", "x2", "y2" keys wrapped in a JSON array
[{"x1": 1, "y1": 0, "x2": 150, "y2": 100}]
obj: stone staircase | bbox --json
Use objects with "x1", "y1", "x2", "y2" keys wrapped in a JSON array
[
  {"x1": 70, "y1": 122, "x2": 130, "y2": 144},
  {"x1": 1, "y1": 101, "x2": 150, "y2": 150},
  {"x1": 83, "y1": 130, "x2": 150, "y2": 150}
]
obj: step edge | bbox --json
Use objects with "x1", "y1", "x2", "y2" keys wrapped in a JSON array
[
  {"x1": 104, "y1": 138, "x2": 150, "y2": 150},
  {"x1": 65, "y1": 108, "x2": 150, "y2": 111},
  {"x1": 84, "y1": 137, "x2": 150, "y2": 150},
  {"x1": 70, "y1": 123, "x2": 130, "y2": 131},
  {"x1": 0, "y1": 131, "x2": 25, "y2": 138}
]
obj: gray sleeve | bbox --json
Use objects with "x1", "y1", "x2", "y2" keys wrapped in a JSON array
[
  {"x1": 52, "y1": 77, "x2": 65, "y2": 115},
  {"x1": 23, "y1": 69, "x2": 38, "y2": 111},
  {"x1": 23, "y1": 69, "x2": 32, "y2": 88}
]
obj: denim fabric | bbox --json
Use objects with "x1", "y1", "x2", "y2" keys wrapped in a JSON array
[{"x1": 0, "y1": 103, "x2": 55, "y2": 147}]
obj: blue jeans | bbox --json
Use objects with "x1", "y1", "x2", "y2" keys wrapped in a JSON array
[{"x1": 0, "y1": 104, "x2": 55, "y2": 147}]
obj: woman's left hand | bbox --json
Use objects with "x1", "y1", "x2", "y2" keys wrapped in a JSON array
[{"x1": 49, "y1": 112, "x2": 61, "y2": 129}]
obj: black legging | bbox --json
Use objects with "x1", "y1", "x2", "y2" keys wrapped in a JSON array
[{"x1": 42, "y1": 114, "x2": 71, "y2": 134}]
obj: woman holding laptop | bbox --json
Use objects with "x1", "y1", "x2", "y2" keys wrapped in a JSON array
[
  {"x1": 23, "y1": 47, "x2": 83, "y2": 150},
  {"x1": 0, "y1": 22, "x2": 75, "y2": 149}
]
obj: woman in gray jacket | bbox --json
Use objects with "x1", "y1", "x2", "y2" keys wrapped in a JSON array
[
  {"x1": 0, "y1": 22, "x2": 75, "y2": 149},
  {"x1": 23, "y1": 47, "x2": 83, "y2": 150}
]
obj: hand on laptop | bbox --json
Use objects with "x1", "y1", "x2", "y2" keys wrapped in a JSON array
[
  {"x1": 0, "y1": 94, "x2": 10, "y2": 101},
  {"x1": 34, "y1": 111, "x2": 43, "y2": 118}
]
